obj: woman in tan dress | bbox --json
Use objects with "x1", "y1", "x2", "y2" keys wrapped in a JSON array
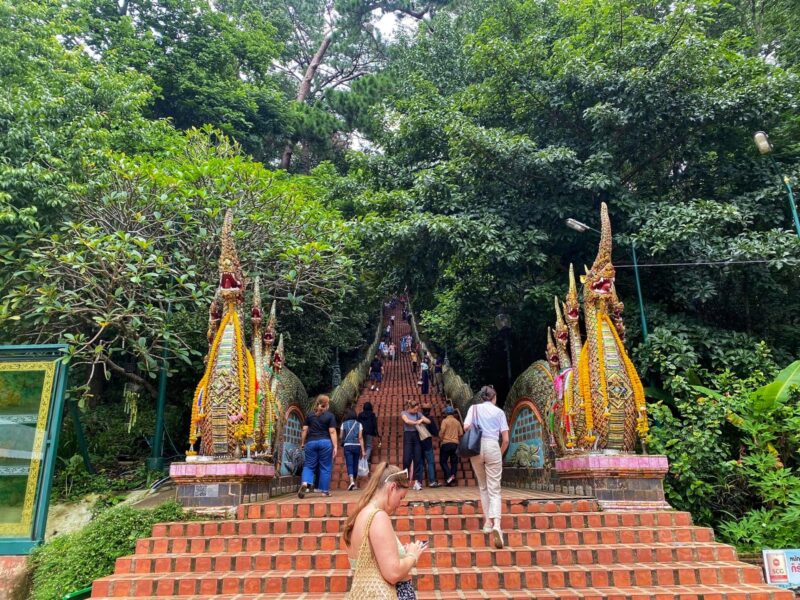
[{"x1": 343, "y1": 464, "x2": 428, "y2": 599}]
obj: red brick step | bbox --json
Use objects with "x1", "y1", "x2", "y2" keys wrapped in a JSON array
[
  {"x1": 116, "y1": 541, "x2": 740, "y2": 575},
  {"x1": 134, "y1": 524, "x2": 718, "y2": 556},
  {"x1": 91, "y1": 588, "x2": 794, "y2": 600},
  {"x1": 90, "y1": 561, "x2": 773, "y2": 596}
]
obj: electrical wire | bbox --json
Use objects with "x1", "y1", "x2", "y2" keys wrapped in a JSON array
[{"x1": 614, "y1": 258, "x2": 800, "y2": 268}]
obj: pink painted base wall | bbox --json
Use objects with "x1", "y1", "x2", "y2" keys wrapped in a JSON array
[
  {"x1": 556, "y1": 454, "x2": 669, "y2": 473},
  {"x1": 170, "y1": 461, "x2": 275, "y2": 479}
]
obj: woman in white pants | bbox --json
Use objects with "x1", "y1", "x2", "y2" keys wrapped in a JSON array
[{"x1": 464, "y1": 385, "x2": 509, "y2": 549}]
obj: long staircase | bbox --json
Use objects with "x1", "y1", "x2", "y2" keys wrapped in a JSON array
[
  {"x1": 329, "y1": 303, "x2": 475, "y2": 489},
  {"x1": 90, "y1": 304, "x2": 793, "y2": 599}
]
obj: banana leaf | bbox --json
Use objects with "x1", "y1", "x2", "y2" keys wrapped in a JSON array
[{"x1": 750, "y1": 360, "x2": 800, "y2": 413}]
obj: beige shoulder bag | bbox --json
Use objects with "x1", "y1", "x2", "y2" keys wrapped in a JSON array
[{"x1": 346, "y1": 508, "x2": 397, "y2": 599}]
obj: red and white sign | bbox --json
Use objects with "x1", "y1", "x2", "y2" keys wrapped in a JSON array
[{"x1": 764, "y1": 551, "x2": 789, "y2": 584}]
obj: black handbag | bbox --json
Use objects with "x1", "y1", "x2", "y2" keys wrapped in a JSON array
[{"x1": 457, "y1": 405, "x2": 482, "y2": 457}]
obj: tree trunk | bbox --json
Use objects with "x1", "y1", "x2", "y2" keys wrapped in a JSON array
[
  {"x1": 280, "y1": 32, "x2": 333, "y2": 171},
  {"x1": 86, "y1": 363, "x2": 106, "y2": 409}
]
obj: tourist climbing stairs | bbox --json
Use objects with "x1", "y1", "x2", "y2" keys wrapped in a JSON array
[
  {"x1": 89, "y1": 304, "x2": 793, "y2": 599},
  {"x1": 330, "y1": 303, "x2": 474, "y2": 489}
]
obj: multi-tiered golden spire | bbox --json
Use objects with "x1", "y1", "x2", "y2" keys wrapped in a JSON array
[
  {"x1": 188, "y1": 211, "x2": 257, "y2": 458},
  {"x1": 544, "y1": 203, "x2": 647, "y2": 454}
]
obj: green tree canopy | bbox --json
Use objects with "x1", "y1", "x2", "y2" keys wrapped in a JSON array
[
  {"x1": 64, "y1": 0, "x2": 290, "y2": 161},
  {"x1": 2, "y1": 130, "x2": 365, "y2": 396},
  {"x1": 340, "y1": 0, "x2": 800, "y2": 384},
  {"x1": 0, "y1": 0, "x2": 173, "y2": 233}
]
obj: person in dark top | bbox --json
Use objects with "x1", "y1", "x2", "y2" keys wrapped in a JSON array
[
  {"x1": 298, "y1": 395, "x2": 337, "y2": 498},
  {"x1": 420, "y1": 403, "x2": 440, "y2": 487},
  {"x1": 401, "y1": 399, "x2": 430, "y2": 491},
  {"x1": 420, "y1": 360, "x2": 430, "y2": 396},
  {"x1": 369, "y1": 355, "x2": 383, "y2": 392},
  {"x1": 357, "y1": 402, "x2": 380, "y2": 464}
]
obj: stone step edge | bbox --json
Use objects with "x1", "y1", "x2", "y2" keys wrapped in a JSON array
[
  {"x1": 88, "y1": 586, "x2": 795, "y2": 600},
  {"x1": 164, "y1": 510, "x2": 690, "y2": 531},
  {"x1": 234, "y1": 499, "x2": 611, "y2": 519},
  {"x1": 96, "y1": 560, "x2": 764, "y2": 580},
  {"x1": 122, "y1": 540, "x2": 738, "y2": 562},
  {"x1": 92, "y1": 567, "x2": 774, "y2": 598},
  {"x1": 148, "y1": 524, "x2": 709, "y2": 539},
  {"x1": 137, "y1": 526, "x2": 717, "y2": 552},
  {"x1": 117, "y1": 544, "x2": 740, "y2": 573},
  {"x1": 130, "y1": 532, "x2": 732, "y2": 564},
  {"x1": 150, "y1": 518, "x2": 700, "y2": 543}
]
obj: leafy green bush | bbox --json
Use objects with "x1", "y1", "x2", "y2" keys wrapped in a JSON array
[
  {"x1": 645, "y1": 348, "x2": 800, "y2": 551},
  {"x1": 717, "y1": 364, "x2": 800, "y2": 551},
  {"x1": 29, "y1": 502, "x2": 189, "y2": 600},
  {"x1": 639, "y1": 327, "x2": 773, "y2": 524},
  {"x1": 646, "y1": 376, "x2": 751, "y2": 525}
]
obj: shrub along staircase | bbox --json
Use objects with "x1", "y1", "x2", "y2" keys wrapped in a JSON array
[{"x1": 90, "y1": 305, "x2": 793, "y2": 599}]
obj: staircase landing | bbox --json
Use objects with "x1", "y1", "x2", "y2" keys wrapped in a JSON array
[{"x1": 254, "y1": 485, "x2": 583, "y2": 510}]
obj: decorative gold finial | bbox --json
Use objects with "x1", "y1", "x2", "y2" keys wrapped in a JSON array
[
  {"x1": 263, "y1": 300, "x2": 277, "y2": 362},
  {"x1": 568, "y1": 264, "x2": 577, "y2": 300},
  {"x1": 565, "y1": 264, "x2": 580, "y2": 322},
  {"x1": 266, "y1": 300, "x2": 276, "y2": 333},
  {"x1": 546, "y1": 327, "x2": 558, "y2": 370},
  {"x1": 554, "y1": 296, "x2": 565, "y2": 326},
  {"x1": 554, "y1": 296, "x2": 569, "y2": 347}
]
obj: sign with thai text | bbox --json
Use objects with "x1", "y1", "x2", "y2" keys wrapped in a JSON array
[{"x1": 763, "y1": 549, "x2": 800, "y2": 590}]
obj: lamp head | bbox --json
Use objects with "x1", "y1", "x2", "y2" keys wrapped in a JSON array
[
  {"x1": 566, "y1": 218, "x2": 590, "y2": 233},
  {"x1": 754, "y1": 131, "x2": 772, "y2": 155}
]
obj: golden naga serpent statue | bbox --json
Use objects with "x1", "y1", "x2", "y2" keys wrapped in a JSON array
[
  {"x1": 538, "y1": 203, "x2": 648, "y2": 454},
  {"x1": 188, "y1": 210, "x2": 283, "y2": 460}
]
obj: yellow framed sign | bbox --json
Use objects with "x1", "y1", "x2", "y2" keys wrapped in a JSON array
[{"x1": 0, "y1": 345, "x2": 68, "y2": 554}]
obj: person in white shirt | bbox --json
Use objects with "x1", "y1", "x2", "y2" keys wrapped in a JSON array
[{"x1": 463, "y1": 385, "x2": 509, "y2": 549}]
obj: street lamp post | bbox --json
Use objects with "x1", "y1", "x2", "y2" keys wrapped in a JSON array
[
  {"x1": 754, "y1": 131, "x2": 800, "y2": 240},
  {"x1": 566, "y1": 218, "x2": 649, "y2": 341},
  {"x1": 146, "y1": 300, "x2": 170, "y2": 471},
  {"x1": 494, "y1": 311, "x2": 512, "y2": 385}
]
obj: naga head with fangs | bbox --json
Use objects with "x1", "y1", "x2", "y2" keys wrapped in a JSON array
[
  {"x1": 584, "y1": 202, "x2": 615, "y2": 302},
  {"x1": 564, "y1": 264, "x2": 581, "y2": 324},
  {"x1": 218, "y1": 210, "x2": 245, "y2": 302}
]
